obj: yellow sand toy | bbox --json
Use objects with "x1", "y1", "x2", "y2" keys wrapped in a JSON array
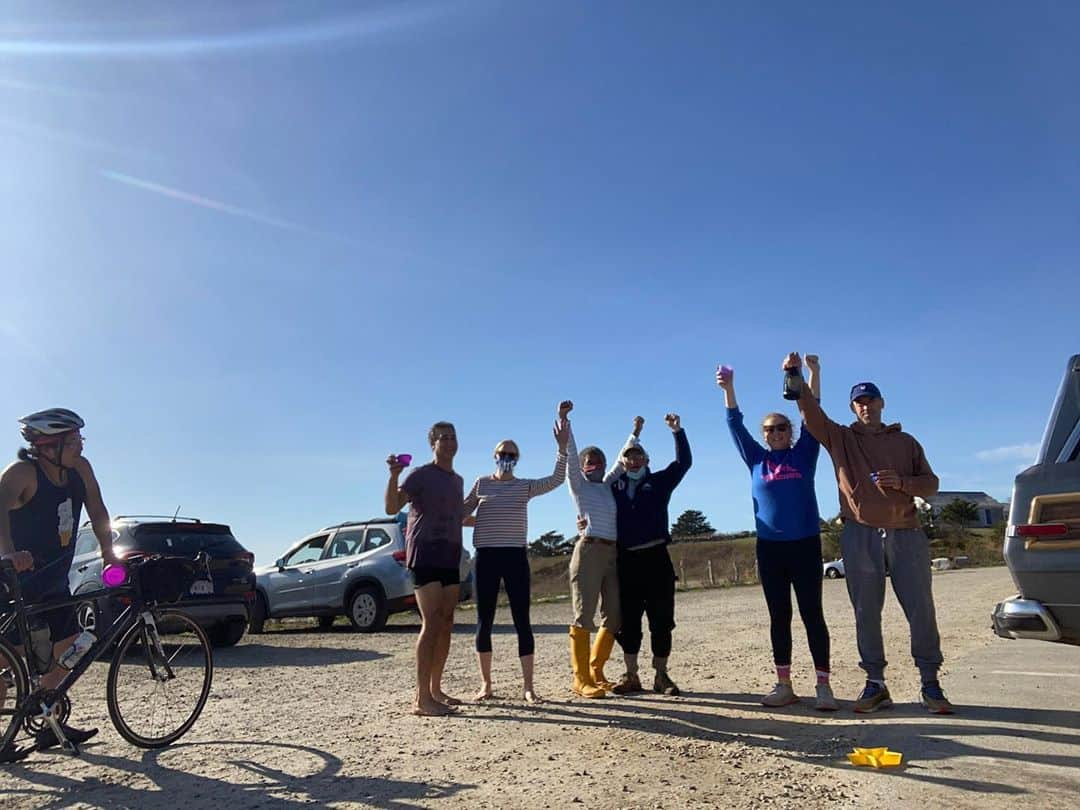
[{"x1": 847, "y1": 747, "x2": 903, "y2": 768}]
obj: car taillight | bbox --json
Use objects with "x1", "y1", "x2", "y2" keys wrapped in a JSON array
[
  {"x1": 1014, "y1": 523, "x2": 1069, "y2": 537},
  {"x1": 392, "y1": 551, "x2": 406, "y2": 566},
  {"x1": 244, "y1": 590, "x2": 256, "y2": 602}
]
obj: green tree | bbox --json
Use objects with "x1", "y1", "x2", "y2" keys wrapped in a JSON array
[
  {"x1": 528, "y1": 530, "x2": 573, "y2": 557},
  {"x1": 938, "y1": 498, "x2": 979, "y2": 537},
  {"x1": 671, "y1": 509, "x2": 715, "y2": 541}
]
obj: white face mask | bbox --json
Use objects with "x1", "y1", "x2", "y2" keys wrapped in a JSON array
[
  {"x1": 626, "y1": 467, "x2": 647, "y2": 481},
  {"x1": 495, "y1": 457, "x2": 517, "y2": 474}
]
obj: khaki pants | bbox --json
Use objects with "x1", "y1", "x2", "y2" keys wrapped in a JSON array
[{"x1": 569, "y1": 539, "x2": 620, "y2": 632}]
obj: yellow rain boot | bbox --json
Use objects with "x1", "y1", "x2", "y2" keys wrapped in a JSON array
[
  {"x1": 569, "y1": 627, "x2": 606, "y2": 698},
  {"x1": 590, "y1": 627, "x2": 617, "y2": 690}
]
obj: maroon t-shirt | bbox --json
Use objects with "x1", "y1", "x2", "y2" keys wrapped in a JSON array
[{"x1": 401, "y1": 463, "x2": 464, "y2": 570}]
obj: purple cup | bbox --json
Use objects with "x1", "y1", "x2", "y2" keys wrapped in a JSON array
[
  {"x1": 101, "y1": 563, "x2": 128, "y2": 588},
  {"x1": 719, "y1": 364, "x2": 733, "y2": 383},
  {"x1": 396, "y1": 453, "x2": 412, "y2": 467}
]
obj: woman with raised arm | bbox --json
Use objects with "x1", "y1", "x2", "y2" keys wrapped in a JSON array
[
  {"x1": 464, "y1": 409, "x2": 569, "y2": 704},
  {"x1": 716, "y1": 356, "x2": 837, "y2": 711}
]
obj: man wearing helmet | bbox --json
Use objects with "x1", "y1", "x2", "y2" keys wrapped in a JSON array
[{"x1": 0, "y1": 408, "x2": 116, "y2": 761}]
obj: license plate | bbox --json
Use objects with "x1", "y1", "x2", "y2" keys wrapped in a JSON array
[{"x1": 190, "y1": 580, "x2": 214, "y2": 596}]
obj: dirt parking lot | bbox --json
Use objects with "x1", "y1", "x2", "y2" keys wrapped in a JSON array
[{"x1": 1, "y1": 566, "x2": 1078, "y2": 809}]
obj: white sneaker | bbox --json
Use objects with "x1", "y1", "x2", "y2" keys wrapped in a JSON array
[
  {"x1": 760, "y1": 682, "x2": 798, "y2": 707},
  {"x1": 814, "y1": 683, "x2": 839, "y2": 711}
]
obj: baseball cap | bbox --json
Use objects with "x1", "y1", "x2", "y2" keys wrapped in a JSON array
[{"x1": 849, "y1": 382, "x2": 883, "y2": 402}]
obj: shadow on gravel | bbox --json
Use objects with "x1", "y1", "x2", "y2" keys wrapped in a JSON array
[
  {"x1": 465, "y1": 693, "x2": 1080, "y2": 798},
  {"x1": 0, "y1": 740, "x2": 475, "y2": 810},
  {"x1": 263, "y1": 622, "x2": 569, "y2": 636},
  {"x1": 213, "y1": 645, "x2": 390, "y2": 668}
]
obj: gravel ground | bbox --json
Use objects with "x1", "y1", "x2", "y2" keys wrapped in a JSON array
[{"x1": 2, "y1": 566, "x2": 1075, "y2": 809}]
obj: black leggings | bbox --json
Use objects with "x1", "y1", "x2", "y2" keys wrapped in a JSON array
[
  {"x1": 474, "y1": 547, "x2": 534, "y2": 657},
  {"x1": 756, "y1": 534, "x2": 830, "y2": 670}
]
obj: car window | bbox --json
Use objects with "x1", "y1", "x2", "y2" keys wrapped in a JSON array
[
  {"x1": 327, "y1": 529, "x2": 364, "y2": 559},
  {"x1": 365, "y1": 528, "x2": 392, "y2": 552},
  {"x1": 73, "y1": 529, "x2": 99, "y2": 557},
  {"x1": 284, "y1": 535, "x2": 329, "y2": 566}
]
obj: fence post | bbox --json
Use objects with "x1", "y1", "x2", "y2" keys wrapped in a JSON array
[
  {"x1": 732, "y1": 561, "x2": 739, "y2": 584},
  {"x1": 679, "y1": 559, "x2": 686, "y2": 589},
  {"x1": 707, "y1": 559, "x2": 715, "y2": 587}
]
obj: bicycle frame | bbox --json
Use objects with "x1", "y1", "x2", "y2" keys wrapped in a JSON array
[{"x1": 0, "y1": 557, "x2": 196, "y2": 754}]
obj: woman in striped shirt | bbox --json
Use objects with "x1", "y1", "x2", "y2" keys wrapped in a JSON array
[{"x1": 464, "y1": 413, "x2": 570, "y2": 704}]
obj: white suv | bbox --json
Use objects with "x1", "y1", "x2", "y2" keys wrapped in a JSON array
[{"x1": 250, "y1": 514, "x2": 472, "y2": 633}]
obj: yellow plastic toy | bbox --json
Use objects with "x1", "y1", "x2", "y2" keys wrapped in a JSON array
[{"x1": 847, "y1": 747, "x2": 903, "y2": 768}]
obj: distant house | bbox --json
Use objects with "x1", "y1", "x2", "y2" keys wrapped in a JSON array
[{"x1": 923, "y1": 491, "x2": 1008, "y2": 527}]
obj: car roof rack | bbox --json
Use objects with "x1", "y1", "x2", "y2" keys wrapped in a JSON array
[
  {"x1": 320, "y1": 517, "x2": 398, "y2": 531},
  {"x1": 112, "y1": 514, "x2": 203, "y2": 523}
]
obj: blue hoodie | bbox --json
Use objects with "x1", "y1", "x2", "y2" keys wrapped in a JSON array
[{"x1": 726, "y1": 408, "x2": 821, "y2": 541}]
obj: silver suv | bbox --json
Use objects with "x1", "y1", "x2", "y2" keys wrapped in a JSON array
[
  {"x1": 993, "y1": 353, "x2": 1080, "y2": 646},
  {"x1": 250, "y1": 514, "x2": 472, "y2": 633}
]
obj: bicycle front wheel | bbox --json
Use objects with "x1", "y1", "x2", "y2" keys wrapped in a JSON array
[
  {"x1": 0, "y1": 636, "x2": 29, "y2": 752},
  {"x1": 106, "y1": 609, "x2": 213, "y2": 748}
]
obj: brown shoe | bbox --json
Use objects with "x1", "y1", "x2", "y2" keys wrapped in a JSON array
[
  {"x1": 653, "y1": 670, "x2": 681, "y2": 696},
  {"x1": 611, "y1": 672, "x2": 643, "y2": 694}
]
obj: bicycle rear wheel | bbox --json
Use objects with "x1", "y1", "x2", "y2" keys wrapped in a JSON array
[
  {"x1": 106, "y1": 609, "x2": 213, "y2": 748},
  {"x1": 0, "y1": 636, "x2": 29, "y2": 752}
]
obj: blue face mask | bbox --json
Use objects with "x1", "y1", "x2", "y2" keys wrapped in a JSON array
[
  {"x1": 626, "y1": 467, "x2": 647, "y2": 481},
  {"x1": 495, "y1": 456, "x2": 517, "y2": 474}
]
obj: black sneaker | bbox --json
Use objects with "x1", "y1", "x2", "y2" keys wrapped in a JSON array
[
  {"x1": 853, "y1": 681, "x2": 893, "y2": 713},
  {"x1": 0, "y1": 740, "x2": 33, "y2": 764},
  {"x1": 920, "y1": 680, "x2": 955, "y2": 714},
  {"x1": 653, "y1": 670, "x2": 681, "y2": 696},
  {"x1": 35, "y1": 724, "x2": 98, "y2": 751}
]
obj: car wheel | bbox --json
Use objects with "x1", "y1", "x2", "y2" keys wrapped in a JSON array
[
  {"x1": 347, "y1": 586, "x2": 387, "y2": 632},
  {"x1": 248, "y1": 593, "x2": 268, "y2": 634},
  {"x1": 825, "y1": 568, "x2": 840, "y2": 579},
  {"x1": 317, "y1": 616, "x2": 336, "y2": 631},
  {"x1": 208, "y1": 618, "x2": 247, "y2": 648}
]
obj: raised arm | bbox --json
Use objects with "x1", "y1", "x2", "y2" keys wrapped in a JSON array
[
  {"x1": 805, "y1": 354, "x2": 821, "y2": 400},
  {"x1": 657, "y1": 413, "x2": 692, "y2": 485},
  {"x1": 528, "y1": 416, "x2": 569, "y2": 498},
  {"x1": 788, "y1": 353, "x2": 838, "y2": 449},
  {"x1": 564, "y1": 418, "x2": 583, "y2": 499},
  {"x1": 716, "y1": 364, "x2": 737, "y2": 410},
  {"x1": 605, "y1": 415, "x2": 643, "y2": 483},
  {"x1": 384, "y1": 455, "x2": 410, "y2": 514}
]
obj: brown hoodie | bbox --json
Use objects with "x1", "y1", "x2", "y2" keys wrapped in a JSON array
[{"x1": 799, "y1": 394, "x2": 939, "y2": 529}]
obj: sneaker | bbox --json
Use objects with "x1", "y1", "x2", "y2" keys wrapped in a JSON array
[
  {"x1": 760, "y1": 682, "x2": 799, "y2": 707},
  {"x1": 814, "y1": 683, "x2": 839, "y2": 712},
  {"x1": 653, "y1": 670, "x2": 680, "y2": 696},
  {"x1": 35, "y1": 724, "x2": 98, "y2": 751},
  {"x1": 611, "y1": 673, "x2": 643, "y2": 695},
  {"x1": 853, "y1": 681, "x2": 893, "y2": 713},
  {"x1": 921, "y1": 680, "x2": 955, "y2": 715},
  {"x1": 0, "y1": 740, "x2": 33, "y2": 764}
]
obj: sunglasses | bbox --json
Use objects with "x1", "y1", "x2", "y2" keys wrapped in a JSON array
[{"x1": 762, "y1": 424, "x2": 790, "y2": 433}]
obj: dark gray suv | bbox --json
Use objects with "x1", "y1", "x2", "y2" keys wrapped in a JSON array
[
  {"x1": 993, "y1": 353, "x2": 1080, "y2": 645},
  {"x1": 250, "y1": 514, "x2": 472, "y2": 633}
]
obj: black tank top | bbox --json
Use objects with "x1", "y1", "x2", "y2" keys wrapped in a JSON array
[{"x1": 8, "y1": 463, "x2": 86, "y2": 599}]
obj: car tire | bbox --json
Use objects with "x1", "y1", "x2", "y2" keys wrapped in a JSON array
[
  {"x1": 825, "y1": 568, "x2": 840, "y2": 579},
  {"x1": 347, "y1": 586, "x2": 387, "y2": 632},
  {"x1": 208, "y1": 618, "x2": 247, "y2": 648},
  {"x1": 317, "y1": 616, "x2": 336, "y2": 631},
  {"x1": 248, "y1": 593, "x2": 268, "y2": 634}
]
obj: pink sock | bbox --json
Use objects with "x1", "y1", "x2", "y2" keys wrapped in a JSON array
[
  {"x1": 816, "y1": 669, "x2": 830, "y2": 685},
  {"x1": 776, "y1": 665, "x2": 791, "y2": 683}
]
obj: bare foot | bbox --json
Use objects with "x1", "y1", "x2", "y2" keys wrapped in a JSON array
[
  {"x1": 412, "y1": 700, "x2": 454, "y2": 717},
  {"x1": 433, "y1": 692, "x2": 462, "y2": 706},
  {"x1": 524, "y1": 689, "x2": 543, "y2": 705},
  {"x1": 474, "y1": 686, "x2": 496, "y2": 702}
]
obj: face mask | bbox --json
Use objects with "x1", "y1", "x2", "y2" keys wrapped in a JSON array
[
  {"x1": 626, "y1": 467, "x2": 647, "y2": 481},
  {"x1": 495, "y1": 456, "x2": 517, "y2": 474},
  {"x1": 583, "y1": 466, "x2": 604, "y2": 483}
]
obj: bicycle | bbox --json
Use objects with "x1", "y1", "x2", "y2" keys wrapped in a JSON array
[{"x1": 0, "y1": 553, "x2": 214, "y2": 758}]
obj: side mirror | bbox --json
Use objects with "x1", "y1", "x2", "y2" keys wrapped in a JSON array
[{"x1": 275, "y1": 558, "x2": 285, "y2": 571}]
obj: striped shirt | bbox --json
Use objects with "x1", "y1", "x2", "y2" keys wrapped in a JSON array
[
  {"x1": 566, "y1": 425, "x2": 627, "y2": 542},
  {"x1": 465, "y1": 452, "x2": 568, "y2": 548}
]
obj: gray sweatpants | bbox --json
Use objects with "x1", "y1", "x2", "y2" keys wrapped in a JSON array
[{"x1": 840, "y1": 521, "x2": 943, "y2": 682}]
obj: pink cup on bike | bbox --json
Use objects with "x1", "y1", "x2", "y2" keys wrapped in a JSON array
[{"x1": 101, "y1": 563, "x2": 128, "y2": 588}]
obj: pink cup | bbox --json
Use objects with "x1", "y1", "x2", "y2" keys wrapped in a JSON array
[
  {"x1": 396, "y1": 454, "x2": 412, "y2": 467},
  {"x1": 101, "y1": 563, "x2": 128, "y2": 588},
  {"x1": 719, "y1": 364, "x2": 733, "y2": 382}
]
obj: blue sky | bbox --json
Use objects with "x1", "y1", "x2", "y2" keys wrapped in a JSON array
[{"x1": 2, "y1": 1, "x2": 1077, "y2": 564}]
